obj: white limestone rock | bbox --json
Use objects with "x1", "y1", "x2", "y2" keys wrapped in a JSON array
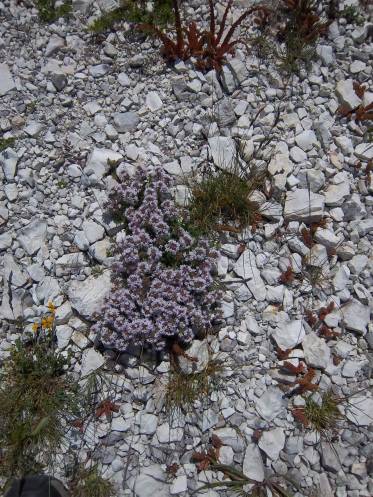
[
  {"x1": 258, "y1": 428, "x2": 285, "y2": 459},
  {"x1": 0, "y1": 63, "x2": 15, "y2": 96},
  {"x1": 302, "y1": 332, "x2": 331, "y2": 369},
  {"x1": 68, "y1": 271, "x2": 111, "y2": 319},
  {"x1": 113, "y1": 112, "x2": 140, "y2": 132},
  {"x1": 345, "y1": 396, "x2": 373, "y2": 426},
  {"x1": 233, "y1": 249, "x2": 258, "y2": 280},
  {"x1": 146, "y1": 91, "x2": 163, "y2": 112},
  {"x1": 342, "y1": 299, "x2": 370, "y2": 335},
  {"x1": 243, "y1": 443, "x2": 265, "y2": 482},
  {"x1": 336, "y1": 79, "x2": 362, "y2": 110},
  {"x1": 134, "y1": 465, "x2": 170, "y2": 497},
  {"x1": 18, "y1": 219, "x2": 47, "y2": 255},
  {"x1": 0, "y1": 148, "x2": 18, "y2": 180},
  {"x1": 85, "y1": 148, "x2": 122, "y2": 180},
  {"x1": 272, "y1": 320, "x2": 306, "y2": 350},
  {"x1": 178, "y1": 340, "x2": 209, "y2": 374},
  {"x1": 256, "y1": 387, "x2": 285, "y2": 422},
  {"x1": 81, "y1": 348, "x2": 105, "y2": 377},
  {"x1": 354, "y1": 143, "x2": 373, "y2": 161},
  {"x1": 284, "y1": 189, "x2": 324, "y2": 222},
  {"x1": 208, "y1": 136, "x2": 236, "y2": 170},
  {"x1": 295, "y1": 130, "x2": 318, "y2": 151}
]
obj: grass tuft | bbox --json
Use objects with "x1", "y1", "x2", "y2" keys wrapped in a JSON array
[
  {"x1": 0, "y1": 137, "x2": 16, "y2": 152},
  {"x1": 293, "y1": 391, "x2": 343, "y2": 435},
  {"x1": 186, "y1": 164, "x2": 264, "y2": 238},
  {"x1": 165, "y1": 357, "x2": 224, "y2": 414},
  {"x1": 35, "y1": 0, "x2": 72, "y2": 23},
  {"x1": 69, "y1": 464, "x2": 116, "y2": 497},
  {"x1": 88, "y1": 0, "x2": 174, "y2": 33},
  {"x1": 0, "y1": 308, "x2": 81, "y2": 480}
]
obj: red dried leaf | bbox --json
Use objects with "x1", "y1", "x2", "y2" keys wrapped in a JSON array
[
  {"x1": 318, "y1": 302, "x2": 335, "y2": 321},
  {"x1": 211, "y1": 434, "x2": 223, "y2": 449},
  {"x1": 353, "y1": 81, "x2": 366, "y2": 99},
  {"x1": 95, "y1": 399, "x2": 119, "y2": 419},
  {"x1": 319, "y1": 324, "x2": 340, "y2": 340},
  {"x1": 305, "y1": 309, "x2": 318, "y2": 328},
  {"x1": 277, "y1": 348, "x2": 292, "y2": 360},
  {"x1": 279, "y1": 266, "x2": 295, "y2": 285},
  {"x1": 71, "y1": 419, "x2": 84, "y2": 432},
  {"x1": 301, "y1": 227, "x2": 313, "y2": 248},
  {"x1": 292, "y1": 408, "x2": 309, "y2": 427},
  {"x1": 282, "y1": 361, "x2": 306, "y2": 374},
  {"x1": 166, "y1": 463, "x2": 180, "y2": 476}
]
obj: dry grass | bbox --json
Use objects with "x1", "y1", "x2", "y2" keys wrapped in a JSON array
[
  {"x1": 293, "y1": 391, "x2": 343, "y2": 435},
  {"x1": 165, "y1": 356, "x2": 224, "y2": 414},
  {"x1": 186, "y1": 163, "x2": 265, "y2": 238}
]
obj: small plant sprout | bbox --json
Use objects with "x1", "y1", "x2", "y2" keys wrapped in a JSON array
[
  {"x1": 0, "y1": 136, "x2": 16, "y2": 152},
  {"x1": 35, "y1": 0, "x2": 72, "y2": 22},
  {"x1": 191, "y1": 436, "x2": 299, "y2": 497},
  {"x1": 139, "y1": 0, "x2": 270, "y2": 71},
  {"x1": 292, "y1": 391, "x2": 343, "y2": 435}
]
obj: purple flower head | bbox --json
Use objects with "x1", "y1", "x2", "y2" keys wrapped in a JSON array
[{"x1": 95, "y1": 166, "x2": 221, "y2": 351}]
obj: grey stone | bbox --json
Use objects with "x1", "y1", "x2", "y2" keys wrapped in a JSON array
[
  {"x1": 214, "y1": 98, "x2": 236, "y2": 127},
  {"x1": 85, "y1": 148, "x2": 122, "y2": 180},
  {"x1": 82, "y1": 220, "x2": 105, "y2": 244},
  {"x1": 302, "y1": 332, "x2": 331, "y2": 369},
  {"x1": 178, "y1": 340, "x2": 209, "y2": 374},
  {"x1": 0, "y1": 232, "x2": 12, "y2": 250},
  {"x1": 354, "y1": 143, "x2": 373, "y2": 161},
  {"x1": 258, "y1": 428, "x2": 285, "y2": 459},
  {"x1": 113, "y1": 112, "x2": 140, "y2": 132},
  {"x1": 317, "y1": 45, "x2": 333, "y2": 65},
  {"x1": 24, "y1": 121, "x2": 44, "y2": 137},
  {"x1": 256, "y1": 387, "x2": 285, "y2": 422},
  {"x1": 284, "y1": 189, "x2": 324, "y2": 222},
  {"x1": 208, "y1": 136, "x2": 236, "y2": 170},
  {"x1": 325, "y1": 182, "x2": 350, "y2": 207},
  {"x1": 134, "y1": 465, "x2": 170, "y2": 497},
  {"x1": 89, "y1": 64, "x2": 110, "y2": 77},
  {"x1": 45, "y1": 35, "x2": 65, "y2": 56},
  {"x1": 346, "y1": 396, "x2": 373, "y2": 426},
  {"x1": 139, "y1": 413, "x2": 158, "y2": 435},
  {"x1": 81, "y1": 348, "x2": 105, "y2": 377},
  {"x1": 295, "y1": 130, "x2": 318, "y2": 151},
  {"x1": 56, "y1": 325, "x2": 73, "y2": 349},
  {"x1": 18, "y1": 219, "x2": 47, "y2": 255},
  {"x1": 0, "y1": 63, "x2": 15, "y2": 96},
  {"x1": 243, "y1": 443, "x2": 265, "y2": 482},
  {"x1": 233, "y1": 249, "x2": 258, "y2": 280},
  {"x1": 342, "y1": 299, "x2": 370, "y2": 335},
  {"x1": 146, "y1": 91, "x2": 163, "y2": 112},
  {"x1": 68, "y1": 271, "x2": 111, "y2": 319},
  {"x1": 272, "y1": 320, "x2": 306, "y2": 350},
  {"x1": 336, "y1": 79, "x2": 362, "y2": 110},
  {"x1": 0, "y1": 148, "x2": 18, "y2": 180},
  {"x1": 50, "y1": 73, "x2": 67, "y2": 91},
  {"x1": 35, "y1": 277, "x2": 61, "y2": 304}
]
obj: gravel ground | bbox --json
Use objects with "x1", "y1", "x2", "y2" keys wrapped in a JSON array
[{"x1": 0, "y1": 0, "x2": 373, "y2": 496}]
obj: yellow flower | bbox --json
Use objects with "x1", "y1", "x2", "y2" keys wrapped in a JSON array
[
  {"x1": 32, "y1": 322, "x2": 39, "y2": 333},
  {"x1": 47, "y1": 301, "x2": 56, "y2": 314},
  {"x1": 41, "y1": 315, "x2": 54, "y2": 330}
]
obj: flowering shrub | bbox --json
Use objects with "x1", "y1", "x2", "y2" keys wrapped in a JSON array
[{"x1": 92, "y1": 167, "x2": 221, "y2": 352}]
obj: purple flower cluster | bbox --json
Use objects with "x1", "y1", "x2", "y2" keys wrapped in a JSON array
[{"x1": 92, "y1": 167, "x2": 221, "y2": 351}]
